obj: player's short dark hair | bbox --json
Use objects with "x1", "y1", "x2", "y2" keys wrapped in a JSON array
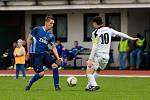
[
  {"x1": 92, "y1": 16, "x2": 103, "y2": 25},
  {"x1": 45, "y1": 15, "x2": 54, "y2": 22},
  {"x1": 56, "y1": 38, "x2": 61, "y2": 42}
]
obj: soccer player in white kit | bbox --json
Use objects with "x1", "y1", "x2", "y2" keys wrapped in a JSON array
[{"x1": 85, "y1": 16, "x2": 138, "y2": 91}]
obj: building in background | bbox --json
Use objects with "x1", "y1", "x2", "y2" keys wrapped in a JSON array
[{"x1": 0, "y1": 0, "x2": 150, "y2": 67}]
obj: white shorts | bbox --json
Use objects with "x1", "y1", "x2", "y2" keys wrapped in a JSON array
[{"x1": 88, "y1": 53, "x2": 109, "y2": 70}]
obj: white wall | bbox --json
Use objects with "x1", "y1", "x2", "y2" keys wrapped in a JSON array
[
  {"x1": 64, "y1": 12, "x2": 85, "y2": 48},
  {"x1": 128, "y1": 9, "x2": 150, "y2": 36}
]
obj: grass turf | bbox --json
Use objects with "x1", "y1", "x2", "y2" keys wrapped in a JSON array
[{"x1": 0, "y1": 76, "x2": 150, "y2": 100}]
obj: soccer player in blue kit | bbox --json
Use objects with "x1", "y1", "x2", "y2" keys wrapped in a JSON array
[{"x1": 25, "y1": 15, "x2": 62, "y2": 91}]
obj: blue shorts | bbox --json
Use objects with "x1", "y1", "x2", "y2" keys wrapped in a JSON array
[{"x1": 30, "y1": 53, "x2": 56, "y2": 73}]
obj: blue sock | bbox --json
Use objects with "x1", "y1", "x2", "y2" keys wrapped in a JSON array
[
  {"x1": 74, "y1": 59, "x2": 77, "y2": 67},
  {"x1": 29, "y1": 73, "x2": 43, "y2": 86},
  {"x1": 53, "y1": 67, "x2": 59, "y2": 88}
]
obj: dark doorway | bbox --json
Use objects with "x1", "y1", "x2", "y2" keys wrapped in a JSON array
[{"x1": 0, "y1": 11, "x2": 25, "y2": 51}]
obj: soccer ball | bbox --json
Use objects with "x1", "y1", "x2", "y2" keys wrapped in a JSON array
[{"x1": 67, "y1": 76, "x2": 77, "y2": 87}]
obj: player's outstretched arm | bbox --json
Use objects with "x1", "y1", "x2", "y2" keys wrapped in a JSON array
[
  {"x1": 110, "y1": 28, "x2": 138, "y2": 40},
  {"x1": 132, "y1": 38, "x2": 139, "y2": 41}
]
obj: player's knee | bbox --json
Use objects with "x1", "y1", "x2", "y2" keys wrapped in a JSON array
[
  {"x1": 39, "y1": 71, "x2": 44, "y2": 77},
  {"x1": 51, "y1": 63, "x2": 58, "y2": 68},
  {"x1": 86, "y1": 68, "x2": 94, "y2": 74}
]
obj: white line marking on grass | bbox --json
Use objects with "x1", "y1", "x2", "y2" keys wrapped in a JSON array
[{"x1": 0, "y1": 74, "x2": 150, "y2": 77}]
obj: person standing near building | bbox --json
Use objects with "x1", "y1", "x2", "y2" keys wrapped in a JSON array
[
  {"x1": 129, "y1": 33, "x2": 147, "y2": 70},
  {"x1": 85, "y1": 16, "x2": 138, "y2": 91},
  {"x1": 25, "y1": 15, "x2": 62, "y2": 91},
  {"x1": 118, "y1": 38, "x2": 129, "y2": 70},
  {"x1": 14, "y1": 39, "x2": 26, "y2": 79}
]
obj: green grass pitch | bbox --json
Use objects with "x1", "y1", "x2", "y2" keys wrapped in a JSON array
[{"x1": 0, "y1": 76, "x2": 150, "y2": 100}]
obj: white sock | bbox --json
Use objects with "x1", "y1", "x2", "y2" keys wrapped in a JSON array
[
  {"x1": 86, "y1": 72, "x2": 99, "y2": 88},
  {"x1": 86, "y1": 81, "x2": 91, "y2": 89},
  {"x1": 87, "y1": 74, "x2": 98, "y2": 86},
  {"x1": 93, "y1": 72, "x2": 99, "y2": 79}
]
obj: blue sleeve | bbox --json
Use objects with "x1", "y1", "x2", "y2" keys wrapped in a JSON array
[
  {"x1": 79, "y1": 46, "x2": 84, "y2": 51},
  {"x1": 49, "y1": 33, "x2": 55, "y2": 46},
  {"x1": 31, "y1": 27, "x2": 38, "y2": 37},
  {"x1": 70, "y1": 48, "x2": 74, "y2": 51},
  {"x1": 61, "y1": 44, "x2": 64, "y2": 48}
]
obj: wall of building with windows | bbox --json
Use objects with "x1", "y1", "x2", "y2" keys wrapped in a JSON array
[
  {"x1": 24, "y1": 8, "x2": 150, "y2": 66},
  {"x1": 24, "y1": 9, "x2": 122, "y2": 66},
  {"x1": 0, "y1": 0, "x2": 149, "y2": 67},
  {"x1": 25, "y1": 9, "x2": 126, "y2": 47}
]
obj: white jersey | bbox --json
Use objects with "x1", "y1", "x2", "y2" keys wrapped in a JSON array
[{"x1": 89, "y1": 27, "x2": 134, "y2": 60}]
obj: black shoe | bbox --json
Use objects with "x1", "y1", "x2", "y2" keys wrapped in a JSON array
[
  {"x1": 89, "y1": 86, "x2": 100, "y2": 91},
  {"x1": 95, "y1": 86, "x2": 100, "y2": 90},
  {"x1": 25, "y1": 84, "x2": 32, "y2": 91},
  {"x1": 55, "y1": 86, "x2": 61, "y2": 91},
  {"x1": 89, "y1": 86, "x2": 96, "y2": 91},
  {"x1": 85, "y1": 88, "x2": 90, "y2": 91}
]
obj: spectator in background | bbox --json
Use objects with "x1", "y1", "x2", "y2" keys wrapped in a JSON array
[
  {"x1": 7, "y1": 42, "x2": 17, "y2": 69},
  {"x1": 1, "y1": 49, "x2": 12, "y2": 69},
  {"x1": 129, "y1": 33, "x2": 147, "y2": 70},
  {"x1": 22, "y1": 40, "x2": 27, "y2": 52},
  {"x1": 70, "y1": 41, "x2": 84, "y2": 67},
  {"x1": 56, "y1": 39, "x2": 67, "y2": 70},
  {"x1": 59, "y1": 47, "x2": 69, "y2": 70},
  {"x1": 56, "y1": 38, "x2": 64, "y2": 57},
  {"x1": 118, "y1": 38, "x2": 129, "y2": 70},
  {"x1": 14, "y1": 39, "x2": 26, "y2": 79},
  {"x1": 22, "y1": 39, "x2": 32, "y2": 69},
  {"x1": 0, "y1": 42, "x2": 17, "y2": 69},
  {"x1": 58, "y1": 41, "x2": 84, "y2": 70}
]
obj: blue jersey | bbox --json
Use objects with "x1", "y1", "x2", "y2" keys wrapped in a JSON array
[
  {"x1": 70, "y1": 46, "x2": 84, "y2": 56},
  {"x1": 30, "y1": 26, "x2": 55, "y2": 54},
  {"x1": 61, "y1": 49, "x2": 69, "y2": 58},
  {"x1": 56, "y1": 44, "x2": 64, "y2": 56}
]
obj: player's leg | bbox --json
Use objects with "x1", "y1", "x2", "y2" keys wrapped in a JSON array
[
  {"x1": 85, "y1": 70, "x2": 99, "y2": 90},
  {"x1": 86, "y1": 54, "x2": 108, "y2": 91},
  {"x1": 25, "y1": 54, "x2": 44, "y2": 91},
  {"x1": 92, "y1": 54, "x2": 109, "y2": 90},
  {"x1": 88, "y1": 56, "x2": 101, "y2": 85},
  {"x1": 45, "y1": 54, "x2": 60, "y2": 91},
  {"x1": 52, "y1": 63, "x2": 60, "y2": 91},
  {"x1": 93, "y1": 70, "x2": 99, "y2": 79},
  {"x1": 86, "y1": 66, "x2": 99, "y2": 91}
]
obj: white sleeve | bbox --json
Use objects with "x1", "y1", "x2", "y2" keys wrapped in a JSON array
[
  {"x1": 110, "y1": 28, "x2": 134, "y2": 40},
  {"x1": 89, "y1": 36, "x2": 99, "y2": 60},
  {"x1": 89, "y1": 44, "x2": 97, "y2": 60}
]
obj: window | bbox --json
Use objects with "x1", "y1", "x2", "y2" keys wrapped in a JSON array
[
  {"x1": 53, "y1": 14, "x2": 67, "y2": 42},
  {"x1": 32, "y1": 14, "x2": 46, "y2": 29},
  {"x1": 84, "y1": 13, "x2": 99, "y2": 41},
  {"x1": 105, "y1": 13, "x2": 121, "y2": 41}
]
